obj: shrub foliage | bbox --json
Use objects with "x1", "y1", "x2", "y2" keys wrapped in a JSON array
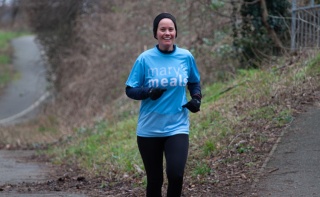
[{"x1": 233, "y1": 0, "x2": 291, "y2": 68}]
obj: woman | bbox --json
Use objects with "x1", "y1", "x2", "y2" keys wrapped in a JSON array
[{"x1": 125, "y1": 12, "x2": 202, "y2": 197}]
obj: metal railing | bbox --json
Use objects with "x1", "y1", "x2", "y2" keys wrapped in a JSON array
[{"x1": 291, "y1": 0, "x2": 320, "y2": 50}]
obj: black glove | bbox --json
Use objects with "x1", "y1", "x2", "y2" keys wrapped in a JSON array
[
  {"x1": 148, "y1": 88, "x2": 167, "y2": 100},
  {"x1": 182, "y1": 97, "x2": 201, "y2": 113}
]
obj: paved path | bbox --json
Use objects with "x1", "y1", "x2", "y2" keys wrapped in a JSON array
[
  {"x1": 0, "y1": 150, "x2": 85, "y2": 197},
  {"x1": 0, "y1": 36, "x2": 86, "y2": 197},
  {"x1": 0, "y1": 150, "x2": 49, "y2": 185},
  {"x1": 251, "y1": 106, "x2": 320, "y2": 197},
  {"x1": 0, "y1": 35, "x2": 49, "y2": 125}
]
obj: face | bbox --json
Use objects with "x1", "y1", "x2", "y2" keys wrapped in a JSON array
[{"x1": 156, "y1": 18, "x2": 176, "y2": 51}]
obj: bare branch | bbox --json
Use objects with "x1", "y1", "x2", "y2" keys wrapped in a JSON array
[{"x1": 243, "y1": 0, "x2": 260, "y2": 5}]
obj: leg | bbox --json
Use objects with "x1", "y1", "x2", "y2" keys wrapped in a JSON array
[
  {"x1": 137, "y1": 136, "x2": 165, "y2": 197},
  {"x1": 164, "y1": 134, "x2": 189, "y2": 197}
]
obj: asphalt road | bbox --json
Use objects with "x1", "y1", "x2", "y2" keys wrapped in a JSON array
[
  {"x1": 251, "y1": 105, "x2": 320, "y2": 197},
  {"x1": 0, "y1": 150, "x2": 84, "y2": 197},
  {"x1": 0, "y1": 150, "x2": 49, "y2": 185},
  {"x1": 0, "y1": 35, "x2": 48, "y2": 125}
]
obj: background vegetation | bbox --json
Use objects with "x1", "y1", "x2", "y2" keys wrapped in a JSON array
[
  {"x1": 0, "y1": 31, "x2": 26, "y2": 95},
  {"x1": 0, "y1": 0, "x2": 320, "y2": 195}
]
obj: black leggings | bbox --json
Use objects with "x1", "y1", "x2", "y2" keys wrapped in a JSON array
[{"x1": 137, "y1": 134, "x2": 189, "y2": 197}]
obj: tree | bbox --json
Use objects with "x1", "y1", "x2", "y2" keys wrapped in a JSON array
[{"x1": 233, "y1": 0, "x2": 291, "y2": 68}]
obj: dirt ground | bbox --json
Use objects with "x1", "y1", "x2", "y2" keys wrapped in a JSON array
[{"x1": 0, "y1": 149, "x2": 250, "y2": 197}]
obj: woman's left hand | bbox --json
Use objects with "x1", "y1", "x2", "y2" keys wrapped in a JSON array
[{"x1": 182, "y1": 98, "x2": 201, "y2": 113}]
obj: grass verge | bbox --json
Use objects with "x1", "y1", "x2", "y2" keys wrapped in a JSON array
[{"x1": 0, "y1": 31, "x2": 28, "y2": 92}]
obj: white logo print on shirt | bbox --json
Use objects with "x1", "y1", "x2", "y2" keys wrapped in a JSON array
[{"x1": 148, "y1": 64, "x2": 188, "y2": 87}]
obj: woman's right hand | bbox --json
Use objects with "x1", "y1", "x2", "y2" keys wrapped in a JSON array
[{"x1": 148, "y1": 88, "x2": 167, "y2": 100}]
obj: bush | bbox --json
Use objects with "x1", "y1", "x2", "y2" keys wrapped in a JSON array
[{"x1": 233, "y1": 0, "x2": 291, "y2": 68}]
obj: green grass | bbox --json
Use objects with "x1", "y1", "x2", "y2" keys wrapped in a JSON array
[
  {"x1": 306, "y1": 53, "x2": 320, "y2": 76},
  {"x1": 45, "y1": 52, "x2": 320, "y2": 180},
  {"x1": 0, "y1": 31, "x2": 29, "y2": 88},
  {"x1": 0, "y1": 71, "x2": 10, "y2": 86},
  {"x1": 50, "y1": 118, "x2": 141, "y2": 175},
  {"x1": 0, "y1": 55, "x2": 9, "y2": 64},
  {"x1": 0, "y1": 31, "x2": 27, "y2": 49}
]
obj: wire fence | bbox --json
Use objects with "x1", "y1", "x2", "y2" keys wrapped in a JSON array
[{"x1": 291, "y1": 0, "x2": 320, "y2": 50}]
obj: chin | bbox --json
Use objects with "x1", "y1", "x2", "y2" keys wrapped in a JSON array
[{"x1": 161, "y1": 43, "x2": 173, "y2": 48}]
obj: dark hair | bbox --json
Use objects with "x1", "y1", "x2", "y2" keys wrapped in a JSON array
[{"x1": 153, "y1": 13, "x2": 177, "y2": 39}]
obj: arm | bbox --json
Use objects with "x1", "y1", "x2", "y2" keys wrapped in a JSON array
[
  {"x1": 182, "y1": 82, "x2": 202, "y2": 113},
  {"x1": 187, "y1": 82, "x2": 202, "y2": 100},
  {"x1": 126, "y1": 86, "x2": 167, "y2": 100},
  {"x1": 125, "y1": 86, "x2": 150, "y2": 100}
]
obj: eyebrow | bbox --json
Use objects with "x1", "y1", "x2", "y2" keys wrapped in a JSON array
[{"x1": 159, "y1": 26, "x2": 174, "y2": 29}]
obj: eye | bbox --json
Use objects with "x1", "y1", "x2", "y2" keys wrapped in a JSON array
[{"x1": 159, "y1": 27, "x2": 175, "y2": 32}]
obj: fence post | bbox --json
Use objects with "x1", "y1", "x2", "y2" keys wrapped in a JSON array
[{"x1": 291, "y1": 0, "x2": 297, "y2": 51}]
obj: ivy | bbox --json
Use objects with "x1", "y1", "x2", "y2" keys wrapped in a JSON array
[
  {"x1": 233, "y1": 0, "x2": 291, "y2": 68},
  {"x1": 240, "y1": 0, "x2": 290, "y2": 33}
]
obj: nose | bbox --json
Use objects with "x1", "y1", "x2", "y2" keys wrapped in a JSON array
[{"x1": 164, "y1": 29, "x2": 171, "y2": 35}]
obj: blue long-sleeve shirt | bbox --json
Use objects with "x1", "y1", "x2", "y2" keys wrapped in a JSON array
[{"x1": 125, "y1": 45, "x2": 201, "y2": 137}]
